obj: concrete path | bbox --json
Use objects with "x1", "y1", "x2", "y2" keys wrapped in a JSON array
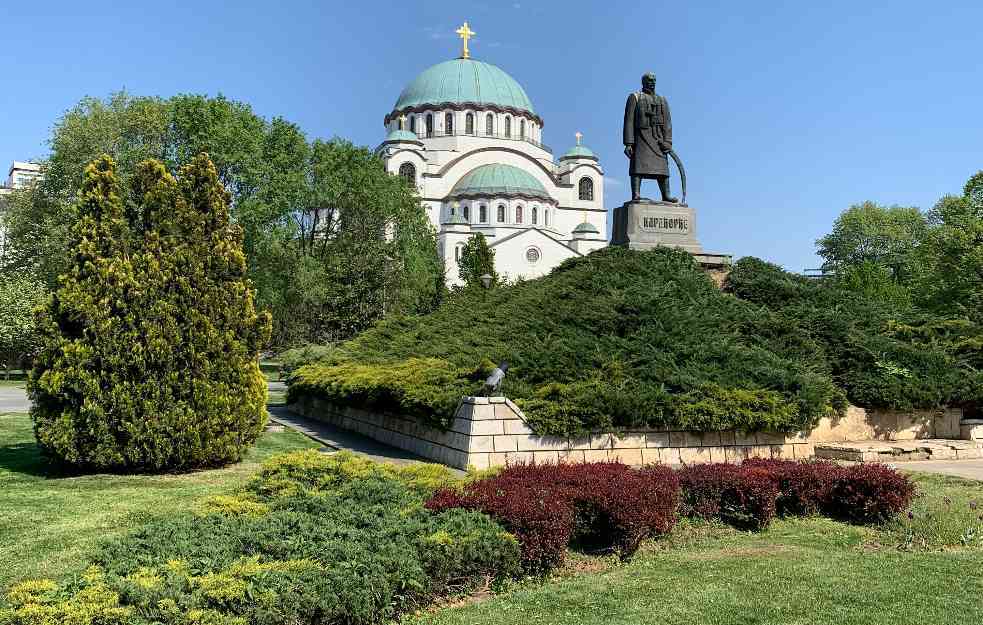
[
  {"x1": 267, "y1": 406, "x2": 449, "y2": 469},
  {"x1": 896, "y1": 460, "x2": 983, "y2": 481},
  {"x1": 0, "y1": 384, "x2": 29, "y2": 413}
]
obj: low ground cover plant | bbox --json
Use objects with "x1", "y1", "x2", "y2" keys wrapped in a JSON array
[
  {"x1": 427, "y1": 461, "x2": 681, "y2": 572},
  {"x1": 0, "y1": 451, "x2": 519, "y2": 625},
  {"x1": 287, "y1": 247, "x2": 982, "y2": 437}
]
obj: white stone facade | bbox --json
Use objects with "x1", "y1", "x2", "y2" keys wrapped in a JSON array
[{"x1": 377, "y1": 73, "x2": 607, "y2": 286}]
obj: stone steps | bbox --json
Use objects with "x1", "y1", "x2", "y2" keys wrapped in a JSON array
[{"x1": 814, "y1": 439, "x2": 983, "y2": 463}]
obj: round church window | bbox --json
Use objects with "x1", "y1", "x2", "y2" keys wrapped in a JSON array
[{"x1": 526, "y1": 247, "x2": 541, "y2": 263}]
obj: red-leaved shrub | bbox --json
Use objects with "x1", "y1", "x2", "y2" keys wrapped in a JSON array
[
  {"x1": 742, "y1": 458, "x2": 844, "y2": 516},
  {"x1": 426, "y1": 461, "x2": 679, "y2": 572},
  {"x1": 824, "y1": 462, "x2": 917, "y2": 524},
  {"x1": 677, "y1": 463, "x2": 779, "y2": 530}
]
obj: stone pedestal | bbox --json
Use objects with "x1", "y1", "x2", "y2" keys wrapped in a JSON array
[{"x1": 612, "y1": 200, "x2": 702, "y2": 253}]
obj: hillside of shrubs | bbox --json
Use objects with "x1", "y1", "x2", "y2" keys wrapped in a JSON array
[
  {"x1": 0, "y1": 453, "x2": 917, "y2": 625},
  {"x1": 288, "y1": 246, "x2": 982, "y2": 436}
]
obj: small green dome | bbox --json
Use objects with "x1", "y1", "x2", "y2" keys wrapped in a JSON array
[
  {"x1": 443, "y1": 212, "x2": 471, "y2": 226},
  {"x1": 393, "y1": 59, "x2": 535, "y2": 116},
  {"x1": 562, "y1": 145, "x2": 597, "y2": 160},
  {"x1": 449, "y1": 164, "x2": 551, "y2": 201},
  {"x1": 384, "y1": 129, "x2": 421, "y2": 143},
  {"x1": 572, "y1": 221, "x2": 600, "y2": 234}
]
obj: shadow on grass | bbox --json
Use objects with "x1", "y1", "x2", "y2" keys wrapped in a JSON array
[{"x1": 0, "y1": 440, "x2": 65, "y2": 478}]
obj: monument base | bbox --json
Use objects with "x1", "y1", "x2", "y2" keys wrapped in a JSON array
[{"x1": 612, "y1": 199, "x2": 731, "y2": 268}]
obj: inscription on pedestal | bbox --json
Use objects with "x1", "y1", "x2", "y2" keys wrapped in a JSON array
[
  {"x1": 613, "y1": 200, "x2": 702, "y2": 253},
  {"x1": 641, "y1": 216, "x2": 690, "y2": 234}
]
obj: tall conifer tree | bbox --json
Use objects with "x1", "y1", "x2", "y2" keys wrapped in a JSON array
[{"x1": 30, "y1": 154, "x2": 271, "y2": 471}]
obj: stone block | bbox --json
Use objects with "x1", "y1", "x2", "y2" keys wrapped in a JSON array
[
  {"x1": 725, "y1": 446, "x2": 751, "y2": 463},
  {"x1": 660, "y1": 448, "x2": 682, "y2": 465},
  {"x1": 454, "y1": 403, "x2": 474, "y2": 422},
  {"x1": 793, "y1": 443, "x2": 815, "y2": 460},
  {"x1": 503, "y1": 419, "x2": 533, "y2": 435},
  {"x1": 688, "y1": 431, "x2": 722, "y2": 447},
  {"x1": 756, "y1": 432, "x2": 786, "y2": 445},
  {"x1": 590, "y1": 433, "x2": 613, "y2": 449},
  {"x1": 705, "y1": 446, "x2": 728, "y2": 463},
  {"x1": 611, "y1": 432, "x2": 646, "y2": 449},
  {"x1": 678, "y1": 446, "x2": 712, "y2": 465},
  {"x1": 747, "y1": 445, "x2": 773, "y2": 459},
  {"x1": 489, "y1": 396, "x2": 507, "y2": 404},
  {"x1": 470, "y1": 396, "x2": 489, "y2": 405},
  {"x1": 469, "y1": 404, "x2": 496, "y2": 421},
  {"x1": 558, "y1": 449, "x2": 586, "y2": 464},
  {"x1": 734, "y1": 431, "x2": 756, "y2": 446},
  {"x1": 719, "y1": 431, "x2": 737, "y2": 446},
  {"x1": 467, "y1": 434, "x2": 495, "y2": 453},
  {"x1": 533, "y1": 451, "x2": 560, "y2": 464},
  {"x1": 668, "y1": 431, "x2": 689, "y2": 447},
  {"x1": 516, "y1": 435, "x2": 568, "y2": 452},
  {"x1": 492, "y1": 435, "x2": 519, "y2": 452},
  {"x1": 470, "y1": 419, "x2": 504, "y2": 436},
  {"x1": 504, "y1": 398, "x2": 525, "y2": 415},
  {"x1": 608, "y1": 448, "x2": 644, "y2": 465},
  {"x1": 641, "y1": 447, "x2": 663, "y2": 465},
  {"x1": 568, "y1": 436, "x2": 592, "y2": 450},
  {"x1": 645, "y1": 432, "x2": 670, "y2": 448},
  {"x1": 583, "y1": 449, "x2": 610, "y2": 463},
  {"x1": 467, "y1": 452, "x2": 491, "y2": 470},
  {"x1": 494, "y1": 403, "x2": 516, "y2": 420},
  {"x1": 960, "y1": 420, "x2": 983, "y2": 441},
  {"x1": 770, "y1": 444, "x2": 795, "y2": 459}
]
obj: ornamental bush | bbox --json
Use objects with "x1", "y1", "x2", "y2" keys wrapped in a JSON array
[
  {"x1": 426, "y1": 461, "x2": 680, "y2": 572},
  {"x1": 743, "y1": 458, "x2": 844, "y2": 516},
  {"x1": 1, "y1": 452, "x2": 520, "y2": 625},
  {"x1": 677, "y1": 463, "x2": 779, "y2": 530},
  {"x1": 825, "y1": 463, "x2": 917, "y2": 524},
  {"x1": 29, "y1": 154, "x2": 272, "y2": 472}
]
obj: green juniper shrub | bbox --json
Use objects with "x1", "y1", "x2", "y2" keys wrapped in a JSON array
[
  {"x1": 291, "y1": 247, "x2": 845, "y2": 436},
  {"x1": 28, "y1": 154, "x2": 272, "y2": 472},
  {"x1": 0, "y1": 451, "x2": 520, "y2": 625}
]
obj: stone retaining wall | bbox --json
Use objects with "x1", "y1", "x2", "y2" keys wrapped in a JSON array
[{"x1": 288, "y1": 394, "x2": 963, "y2": 470}]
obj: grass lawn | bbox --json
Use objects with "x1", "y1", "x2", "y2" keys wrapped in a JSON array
[
  {"x1": 410, "y1": 473, "x2": 983, "y2": 625},
  {"x1": 0, "y1": 411, "x2": 319, "y2": 591}
]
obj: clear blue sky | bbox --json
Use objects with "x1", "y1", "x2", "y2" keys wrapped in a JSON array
[{"x1": 3, "y1": 1, "x2": 981, "y2": 270}]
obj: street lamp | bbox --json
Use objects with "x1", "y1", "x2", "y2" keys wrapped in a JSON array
[{"x1": 480, "y1": 273, "x2": 493, "y2": 289}]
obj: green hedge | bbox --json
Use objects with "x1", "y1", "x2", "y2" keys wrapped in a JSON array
[
  {"x1": 0, "y1": 451, "x2": 520, "y2": 625},
  {"x1": 289, "y1": 247, "x2": 982, "y2": 436}
]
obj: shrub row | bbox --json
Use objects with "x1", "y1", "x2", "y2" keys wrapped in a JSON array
[
  {"x1": 427, "y1": 462, "x2": 680, "y2": 572},
  {"x1": 681, "y1": 459, "x2": 917, "y2": 528},
  {"x1": 0, "y1": 451, "x2": 519, "y2": 625}
]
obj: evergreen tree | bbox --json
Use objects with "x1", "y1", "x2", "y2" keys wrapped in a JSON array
[
  {"x1": 457, "y1": 233, "x2": 498, "y2": 288},
  {"x1": 29, "y1": 154, "x2": 271, "y2": 472}
]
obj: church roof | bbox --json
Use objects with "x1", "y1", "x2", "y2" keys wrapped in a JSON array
[
  {"x1": 572, "y1": 221, "x2": 600, "y2": 234},
  {"x1": 561, "y1": 145, "x2": 597, "y2": 160},
  {"x1": 384, "y1": 129, "x2": 422, "y2": 143},
  {"x1": 449, "y1": 164, "x2": 551, "y2": 201},
  {"x1": 392, "y1": 59, "x2": 536, "y2": 117}
]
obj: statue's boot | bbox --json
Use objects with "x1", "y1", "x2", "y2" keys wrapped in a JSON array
[{"x1": 657, "y1": 177, "x2": 678, "y2": 203}]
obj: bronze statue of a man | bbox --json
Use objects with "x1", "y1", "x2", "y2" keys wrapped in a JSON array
[{"x1": 623, "y1": 73, "x2": 677, "y2": 203}]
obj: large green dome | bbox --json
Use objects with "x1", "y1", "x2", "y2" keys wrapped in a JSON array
[
  {"x1": 449, "y1": 164, "x2": 551, "y2": 201},
  {"x1": 392, "y1": 59, "x2": 536, "y2": 117}
]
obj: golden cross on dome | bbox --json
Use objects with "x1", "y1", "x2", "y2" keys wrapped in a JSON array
[
  {"x1": 456, "y1": 22, "x2": 475, "y2": 59},
  {"x1": 575, "y1": 131, "x2": 583, "y2": 145},
  {"x1": 399, "y1": 114, "x2": 407, "y2": 130}
]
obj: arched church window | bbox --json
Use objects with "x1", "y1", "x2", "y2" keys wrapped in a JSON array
[
  {"x1": 409, "y1": 116, "x2": 416, "y2": 134},
  {"x1": 455, "y1": 244, "x2": 465, "y2": 262},
  {"x1": 531, "y1": 206, "x2": 538, "y2": 225},
  {"x1": 398, "y1": 162, "x2": 416, "y2": 184},
  {"x1": 497, "y1": 205, "x2": 506, "y2": 222},
  {"x1": 515, "y1": 205, "x2": 523, "y2": 224},
  {"x1": 426, "y1": 113, "x2": 434, "y2": 138},
  {"x1": 479, "y1": 204, "x2": 487, "y2": 223},
  {"x1": 520, "y1": 119, "x2": 526, "y2": 140},
  {"x1": 486, "y1": 113, "x2": 494, "y2": 135},
  {"x1": 462, "y1": 204, "x2": 470, "y2": 221},
  {"x1": 579, "y1": 177, "x2": 594, "y2": 201},
  {"x1": 445, "y1": 112, "x2": 453, "y2": 135},
  {"x1": 466, "y1": 113, "x2": 474, "y2": 135},
  {"x1": 544, "y1": 209, "x2": 550, "y2": 227},
  {"x1": 505, "y1": 116, "x2": 511, "y2": 138}
]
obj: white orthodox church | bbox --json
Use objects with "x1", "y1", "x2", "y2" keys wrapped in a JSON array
[{"x1": 377, "y1": 23, "x2": 607, "y2": 285}]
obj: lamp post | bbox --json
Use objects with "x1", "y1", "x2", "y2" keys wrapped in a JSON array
[{"x1": 480, "y1": 273, "x2": 493, "y2": 289}]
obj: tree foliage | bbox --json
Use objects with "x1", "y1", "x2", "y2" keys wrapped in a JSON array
[
  {"x1": 30, "y1": 154, "x2": 271, "y2": 472},
  {"x1": 457, "y1": 233, "x2": 498, "y2": 288},
  {"x1": 0, "y1": 273, "x2": 46, "y2": 377},
  {"x1": 1, "y1": 92, "x2": 442, "y2": 347}
]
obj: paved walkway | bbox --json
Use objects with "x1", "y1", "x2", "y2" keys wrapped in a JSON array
[
  {"x1": 268, "y1": 406, "x2": 448, "y2": 469},
  {"x1": 895, "y1": 460, "x2": 983, "y2": 481},
  {"x1": 0, "y1": 384, "x2": 29, "y2": 413}
]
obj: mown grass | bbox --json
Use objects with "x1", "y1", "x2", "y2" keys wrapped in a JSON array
[
  {"x1": 0, "y1": 411, "x2": 319, "y2": 590},
  {"x1": 409, "y1": 514, "x2": 983, "y2": 625}
]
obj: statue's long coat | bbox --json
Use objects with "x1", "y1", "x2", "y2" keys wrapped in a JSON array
[{"x1": 623, "y1": 91, "x2": 672, "y2": 178}]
